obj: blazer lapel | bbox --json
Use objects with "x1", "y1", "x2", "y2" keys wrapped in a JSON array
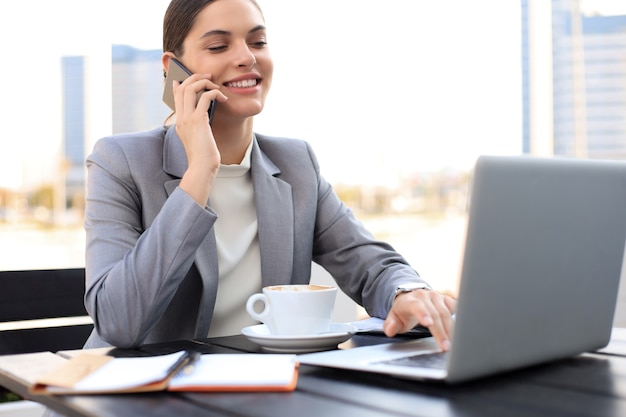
[
  {"x1": 163, "y1": 127, "x2": 219, "y2": 338},
  {"x1": 251, "y1": 139, "x2": 295, "y2": 287},
  {"x1": 161, "y1": 130, "x2": 295, "y2": 335}
]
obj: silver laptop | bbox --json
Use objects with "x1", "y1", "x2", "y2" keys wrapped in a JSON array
[{"x1": 299, "y1": 155, "x2": 626, "y2": 383}]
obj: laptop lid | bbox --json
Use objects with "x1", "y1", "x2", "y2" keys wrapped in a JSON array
[
  {"x1": 446, "y1": 155, "x2": 626, "y2": 381},
  {"x1": 299, "y1": 155, "x2": 626, "y2": 383}
]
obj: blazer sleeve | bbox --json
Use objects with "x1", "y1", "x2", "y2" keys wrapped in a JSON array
[
  {"x1": 306, "y1": 143, "x2": 429, "y2": 319},
  {"x1": 84, "y1": 135, "x2": 216, "y2": 347}
]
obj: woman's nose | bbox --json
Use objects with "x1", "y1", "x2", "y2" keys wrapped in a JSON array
[{"x1": 235, "y1": 44, "x2": 256, "y2": 68}]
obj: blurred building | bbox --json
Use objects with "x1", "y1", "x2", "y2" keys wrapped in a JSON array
[
  {"x1": 61, "y1": 45, "x2": 168, "y2": 215},
  {"x1": 62, "y1": 56, "x2": 87, "y2": 210},
  {"x1": 522, "y1": 0, "x2": 626, "y2": 159},
  {"x1": 55, "y1": 4, "x2": 626, "y2": 220},
  {"x1": 110, "y1": 45, "x2": 169, "y2": 134}
]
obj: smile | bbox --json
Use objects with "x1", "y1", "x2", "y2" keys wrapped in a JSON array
[{"x1": 225, "y1": 79, "x2": 258, "y2": 88}]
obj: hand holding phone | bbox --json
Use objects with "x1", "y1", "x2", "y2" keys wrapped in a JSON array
[{"x1": 162, "y1": 58, "x2": 216, "y2": 125}]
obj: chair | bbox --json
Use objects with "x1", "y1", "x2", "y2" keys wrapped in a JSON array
[{"x1": 0, "y1": 268, "x2": 93, "y2": 355}]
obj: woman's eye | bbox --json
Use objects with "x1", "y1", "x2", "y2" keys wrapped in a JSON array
[
  {"x1": 250, "y1": 41, "x2": 267, "y2": 49},
  {"x1": 207, "y1": 45, "x2": 228, "y2": 52}
]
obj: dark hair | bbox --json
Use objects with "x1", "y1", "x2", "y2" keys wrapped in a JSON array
[
  {"x1": 163, "y1": 0, "x2": 263, "y2": 57},
  {"x1": 161, "y1": 0, "x2": 264, "y2": 124},
  {"x1": 163, "y1": 0, "x2": 212, "y2": 56}
]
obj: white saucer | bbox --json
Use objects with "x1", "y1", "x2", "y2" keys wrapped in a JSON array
[{"x1": 241, "y1": 323, "x2": 358, "y2": 353}]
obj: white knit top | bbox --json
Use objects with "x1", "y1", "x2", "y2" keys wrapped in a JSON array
[{"x1": 207, "y1": 142, "x2": 262, "y2": 337}]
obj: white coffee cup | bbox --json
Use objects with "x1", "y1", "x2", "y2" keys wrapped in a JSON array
[{"x1": 246, "y1": 284, "x2": 337, "y2": 336}]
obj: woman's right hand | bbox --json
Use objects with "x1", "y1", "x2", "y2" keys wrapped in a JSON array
[{"x1": 172, "y1": 74, "x2": 228, "y2": 206}]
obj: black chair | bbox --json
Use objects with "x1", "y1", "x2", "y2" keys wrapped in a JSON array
[{"x1": 0, "y1": 268, "x2": 93, "y2": 355}]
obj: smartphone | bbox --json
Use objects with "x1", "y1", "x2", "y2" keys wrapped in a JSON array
[{"x1": 162, "y1": 58, "x2": 216, "y2": 125}]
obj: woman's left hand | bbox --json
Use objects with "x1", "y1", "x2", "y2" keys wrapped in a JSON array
[{"x1": 383, "y1": 289, "x2": 457, "y2": 351}]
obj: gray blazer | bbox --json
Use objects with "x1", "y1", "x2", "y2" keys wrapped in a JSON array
[{"x1": 83, "y1": 126, "x2": 425, "y2": 348}]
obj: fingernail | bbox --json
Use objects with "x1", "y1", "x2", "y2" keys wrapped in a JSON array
[{"x1": 442, "y1": 340, "x2": 451, "y2": 351}]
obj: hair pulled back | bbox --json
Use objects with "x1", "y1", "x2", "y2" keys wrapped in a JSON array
[{"x1": 163, "y1": 0, "x2": 263, "y2": 57}]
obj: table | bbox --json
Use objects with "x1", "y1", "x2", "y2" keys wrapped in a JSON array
[{"x1": 2, "y1": 331, "x2": 626, "y2": 417}]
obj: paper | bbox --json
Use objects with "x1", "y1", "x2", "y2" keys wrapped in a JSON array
[
  {"x1": 168, "y1": 354, "x2": 298, "y2": 391},
  {"x1": 350, "y1": 317, "x2": 433, "y2": 337},
  {"x1": 350, "y1": 317, "x2": 388, "y2": 332},
  {"x1": 32, "y1": 351, "x2": 186, "y2": 394},
  {"x1": 74, "y1": 352, "x2": 185, "y2": 391},
  {"x1": 38, "y1": 354, "x2": 112, "y2": 389},
  {"x1": 0, "y1": 352, "x2": 67, "y2": 385},
  {"x1": 29, "y1": 351, "x2": 299, "y2": 394}
]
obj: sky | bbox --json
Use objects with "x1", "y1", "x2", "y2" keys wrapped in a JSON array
[
  {"x1": 580, "y1": 0, "x2": 626, "y2": 15},
  {"x1": 1, "y1": 0, "x2": 625, "y2": 189}
]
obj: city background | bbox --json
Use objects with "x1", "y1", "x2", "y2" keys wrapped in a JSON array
[{"x1": 1, "y1": 0, "x2": 626, "y2": 299}]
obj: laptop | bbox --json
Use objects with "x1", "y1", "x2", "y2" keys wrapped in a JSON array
[{"x1": 299, "y1": 155, "x2": 626, "y2": 383}]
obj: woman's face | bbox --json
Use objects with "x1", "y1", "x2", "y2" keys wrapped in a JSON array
[{"x1": 177, "y1": 0, "x2": 272, "y2": 122}]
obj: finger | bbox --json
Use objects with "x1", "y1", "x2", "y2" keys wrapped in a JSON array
[
  {"x1": 183, "y1": 80, "x2": 203, "y2": 114},
  {"x1": 386, "y1": 293, "x2": 430, "y2": 336},
  {"x1": 382, "y1": 312, "x2": 402, "y2": 337},
  {"x1": 431, "y1": 317, "x2": 453, "y2": 352},
  {"x1": 444, "y1": 296, "x2": 457, "y2": 313},
  {"x1": 443, "y1": 296, "x2": 457, "y2": 336},
  {"x1": 442, "y1": 312, "x2": 455, "y2": 341},
  {"x1": 421, "y1": 309, "x2": 450, "y2": 351},
  {"x1": 432, "y1": 295, "x2": 456, "y2": 338},
  {"x1": 197, "y1": 88, "x2": 228, "y2": 110},
  {"x1": 184, "y1": 75, "x2": 221, "y2": 96},
  {"x1": 411, "y1": 291, "x2": 436, "y2": 327},
  {"x1": 385, "y1": 307, "x2": 421, "y2": 337},
  {"x1": 174, "y1": 75, "x2": 211, "y2": 112},
  {"x1": 424, "y1": 311, "x2": 451, "y2": 351},
  {"x1": 185, "y1": 83, "x2": 228, "y2": 117},
  {"x1": 411, "y1": 292, "x2": 452, "y2": 351},
  {"x1": 200, "y1": 77, "x2": 222, "y2": 92},
  {"x1": 172, "y1": 80, "x2": 185, "y2": 113}
]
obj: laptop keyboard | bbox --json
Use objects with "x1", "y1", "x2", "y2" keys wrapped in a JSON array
[{"x1": 377, "y1": 351, "x2": 448, "y2": 369}]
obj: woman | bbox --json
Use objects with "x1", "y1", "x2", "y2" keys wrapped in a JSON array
[{"x1": 83, "y1": 0, "x2": 456, "y2": 352}]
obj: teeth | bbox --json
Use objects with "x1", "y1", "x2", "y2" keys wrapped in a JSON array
[{"x1": 227, "y1": 79, "x2": 258, "y2": 88}]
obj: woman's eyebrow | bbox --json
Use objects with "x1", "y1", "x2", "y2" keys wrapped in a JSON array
[
  {"x1": 199, "y1": 29, "x2": 229, "y2": 39},
  {"x1": 249, "y1": 25, "x2": 266, "y2": 34},
  {"x1": 199, "y1": 25, "x2": 266, "y2": 40}
]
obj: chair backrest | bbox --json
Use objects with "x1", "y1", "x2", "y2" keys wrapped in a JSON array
[{"x1": 0, "y1": 268, "x2": 93, "y2": 354}]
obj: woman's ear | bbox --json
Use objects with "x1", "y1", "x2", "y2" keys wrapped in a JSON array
[{"x1": 162, "y1": 52, "x2": 176, "y2": 75}]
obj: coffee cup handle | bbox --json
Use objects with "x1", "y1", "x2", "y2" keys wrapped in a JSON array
[{"x1": 246, "y1": 293, "x2": 270, "y2": 323}]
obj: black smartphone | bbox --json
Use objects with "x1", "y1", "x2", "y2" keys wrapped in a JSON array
[{"x1": 162, "y1": 58, "x2": 216, "y2": 125}]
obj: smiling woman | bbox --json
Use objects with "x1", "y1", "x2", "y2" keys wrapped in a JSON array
[
  {"x1": 0, "y1": 0, "x2": 520, "y2": 311},
  {"x1": 0, "y1": 1, "x2": 526, "y2": 326},
  {"x1": 76, "y1": 0, "x2": 457, "y2": 356},
  {"x1": 3, "y1": 2, "x2": 620, "y2": 414}
]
